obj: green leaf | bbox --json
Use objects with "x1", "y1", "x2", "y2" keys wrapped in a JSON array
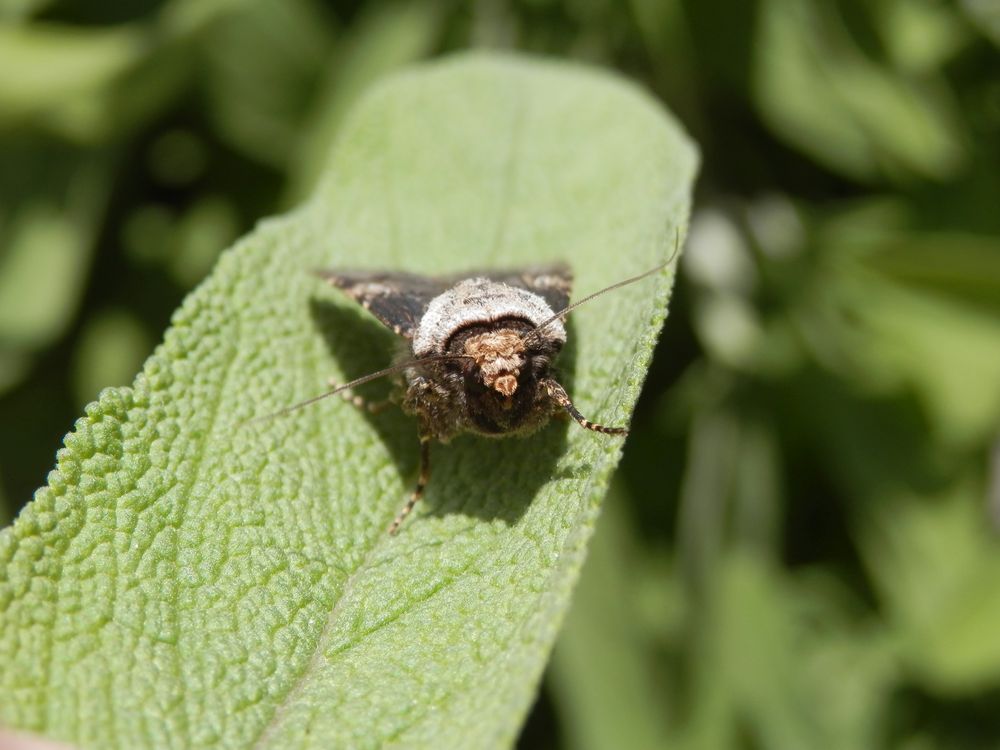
[
  {"x1": 0, "y1": 140, "x2": 113, "y2": 396},
  {"x1": 71, "y1": 309, "x2": 153, "y2": 410},
  {"x1": 284, "y1": 0, "x2": 443, "y2": 203},
  {"x1": 962, "y1": 0, "x2": 1000, "y2": 47},
  {"x1": 0, "y1": 24, "x2": 145, "y2": 129},
  {"x1": 0, "y1": 1, "x2": 244, "y2": 143},
  {"x1": 754, "y1": 0, "x2": 964, "y2": 182},
  {"x1": 849, "y1": 277, "x2": 1000, "y2": 446},
  {"x1": 0, "y1": 53, "x2": 696, "y2": 749},
  {"x1": 203, "y1": 0, "x2": 337, "y2": 168},
  {"x1": 682, "y1": 554, "x2": 864, "y2": 750},
  {"x1": 549, "y1": 488, "x2": 673, "y2": 750},
  {"x1": 862, "y1": 481, "x2": 1000, "y2": 692}
]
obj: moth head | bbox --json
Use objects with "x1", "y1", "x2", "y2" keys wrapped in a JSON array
[{"x1": 462, "y1": 329, "x2": 527, "y2": 399}]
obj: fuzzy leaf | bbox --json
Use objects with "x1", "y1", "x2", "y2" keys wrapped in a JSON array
[{"x1": 0, "y1": 53, "x2": 696, "y2": 749}]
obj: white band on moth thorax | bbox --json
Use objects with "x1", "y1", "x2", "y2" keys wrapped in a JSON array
[{"x1": 413, "y1": 278, "x2": 566, "y2": 356}]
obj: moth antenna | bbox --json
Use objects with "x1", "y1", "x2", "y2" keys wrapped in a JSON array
[
  {"x1": 525, "y1": 229, "x2": 682, "y2": 344},
  {"x1": 240, "y1": 354, "x2": 472, "y2": 427}
]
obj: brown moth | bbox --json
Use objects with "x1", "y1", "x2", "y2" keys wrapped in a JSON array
[{"x1": 257, "y1": 260, "x2": 670, "y2": 534}]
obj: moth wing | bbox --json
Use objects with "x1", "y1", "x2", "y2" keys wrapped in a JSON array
[
  {"x1": 470, "y1": 263, "x2": 573, "y2": 313},
  {"x1": 316, "y1": 263, "x2": 573, "y2": 337},
  {"x1": 315, "y1": 270, "x2": 451, "y2": 339}
]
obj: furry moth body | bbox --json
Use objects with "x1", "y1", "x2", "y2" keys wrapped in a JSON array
[{"x1": 305, "y1": 262, "x2": 666, "y2": 534}]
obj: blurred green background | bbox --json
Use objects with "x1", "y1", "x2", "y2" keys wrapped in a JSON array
[{"x1": 2, "y1": 0, "x2": 999, "y2": 748}]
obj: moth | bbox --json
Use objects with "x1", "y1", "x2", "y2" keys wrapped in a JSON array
[{"x1": 258, "y1": 258, "x2": 671, "y2": 534}]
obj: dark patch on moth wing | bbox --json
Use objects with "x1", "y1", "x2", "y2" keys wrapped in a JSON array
[
  {"x1": 314, "y1": 270, "x2": 452, "y2": 338},
  {"x1": 315, "y1": 263, "x2": 573, "y2": 338},
  {"x1": 458, "y1": 263, "x2": 573, "y2": 312}
]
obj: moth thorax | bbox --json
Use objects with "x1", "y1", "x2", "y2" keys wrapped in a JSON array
[{"x1": 463, "y1": 329, "x2": 526, "y2": 397}]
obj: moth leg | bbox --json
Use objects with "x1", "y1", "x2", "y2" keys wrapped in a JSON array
[
  {"x1": 388, "y1": 433, "x2": 431, "y2": 535},
  {"x1": 542, "y1": 379, "x2": 628, "y2": 436},
  {"x1": 326, "y1": 378, "x2": 393, "y2": 415}
]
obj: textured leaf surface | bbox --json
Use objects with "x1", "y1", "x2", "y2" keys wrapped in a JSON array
[{"x1": 0, "y1": 53, "x2": 696, "y2": 749}]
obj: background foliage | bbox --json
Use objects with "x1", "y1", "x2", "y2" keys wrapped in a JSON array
[{"x1": 1, "y1": 1, "x2": 998, "y2": 748}]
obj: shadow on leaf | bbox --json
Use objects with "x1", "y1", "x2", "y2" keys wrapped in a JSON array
[{"x1": 308, "y1": 295, "x2": 584, "y2": 529}]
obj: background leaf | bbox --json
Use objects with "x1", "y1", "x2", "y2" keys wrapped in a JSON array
[
  {"x1": 549, "y1": 485, "x2": 673, "y2": 750},
  {"x1": 754, "y1": 0, "x2": 964, "y2": 182},
  {"x1": 0, "y1": 53, "x2": 696, "y2": 749}
]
